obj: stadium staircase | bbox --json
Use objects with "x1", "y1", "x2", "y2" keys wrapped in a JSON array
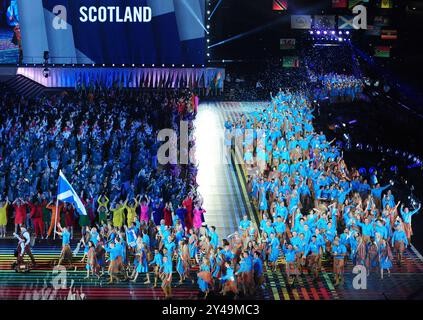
[{"x1": 5, "y1": 74, "x2": 47, "y2": 99}]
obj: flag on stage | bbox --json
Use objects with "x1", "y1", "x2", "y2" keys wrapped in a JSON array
[
  {"x1": 381, "y1": 29, "x2": 397, "y2": 40},
  {"x1": 332, "y1": 0, "x2": 347, "y2": 8},
  {"x1": 374, "y1": 16, "x2": 390, "y2": 27},
  {"x1": 314, "y1": 15, "x2": 336, "y2": 29},
  {"x1": 338, "y1": 16, "x2": 355, "y2": 29},
  {"x1": 381, "y1": 0, "x2": 393, "y2": 9},
  {"x1": 374, "y1": 46, "x2": 390, "y2": 58},
  {"x1": 273, "y1": 0, "x2": 288, "y2": 11},
  {"x1": 57, "y1": 170, "x2": 87, "y2": 216},
  {"x1": 283, "y1": 56, "x2": 300, "y2": 68},
  {"x1": 366, "y1": 25, "x2": 381, "y2": 36},
  {"x1": 291, "y1": 15, "x2": 312, "y2": 29},
  {"x1": 280, "y1": 38, "x2": 296, "y2": 50}
]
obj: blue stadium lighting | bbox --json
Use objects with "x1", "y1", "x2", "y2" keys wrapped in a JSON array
[
  {"x1": 310, "y1": 31, "x2": 314, "y2": 34},
  {"x1": 339, "y1": 31, "x2": 343, "y2": 35},
  {"x1": 316, "y1": 30, "x2": 321, "y2": 35},
  {"x1": 331, "y1": 31, "x2": 335, "y2": 35},
  {"x1": 346, "y1": 31, "x2": 350, "y2": 35},
  {"x1": 323, "y1": 31, "x2": 327, "y2": 35}
]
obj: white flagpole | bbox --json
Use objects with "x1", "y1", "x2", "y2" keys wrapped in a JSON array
[
  {"x1": 54, "y1": 170, "x2": 60, "y2": 240},
  {"x1": 53, "y1": 197, "x2": 58, "y2": 240}
]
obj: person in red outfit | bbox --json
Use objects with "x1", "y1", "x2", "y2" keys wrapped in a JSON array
[
  {"x1": 64, "y1": 203, "x2": 75, "y2": 239},
  {"x1": 182, "y1": 194, "x2": 193, "y2": 231},
  {"x1": 12, "y1": 198, "x2": 27, "y2": 234},
  {"x1": 163, "y1": 202, "x2": 173, "y2": 227},
  {"x1": 28, "y1": 197, "x2": 44, "y2": 239}
]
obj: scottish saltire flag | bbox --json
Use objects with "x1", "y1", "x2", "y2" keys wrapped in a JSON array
[
  {"x1": 57, "y1": 170, "x2": 87, "y2": 216},
  {"x1": 338, "y1": 16, "x2": 355, "y2": 29}
]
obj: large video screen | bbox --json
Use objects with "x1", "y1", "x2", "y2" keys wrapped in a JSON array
[{"x1": 0, "y1": 0, "x2": 206, "y2": 65}]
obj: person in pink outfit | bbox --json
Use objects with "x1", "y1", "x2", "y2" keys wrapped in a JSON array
[
  {"x1": 140, "y1": 195, "x2": 150, "y2": 223},
  {"x1": 193, "y1": 205, "x2": 206, "y2": 230}
]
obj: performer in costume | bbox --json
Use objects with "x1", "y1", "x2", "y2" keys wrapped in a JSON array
[
  {"x1": 150, "y1": 248, "x2": 163, "y2": 287},
  {"x1": 391, "y1": 224, "x2": 408, "y2": 265},
  {"x1": 220, "y1": 261, "x2": 238, "y2": 296},
  {"x1": 197, "y1": 257, "x2": 213, "y2": 298},
  {"x1": 55, "y1": 225, "x2": 74, "y2": 269},
  {"x1": 13, "y1": 226, "x2": 36, "y2": 270},
  {"x1": 160, "y1": 255, "x2": 173, "y2": 299},
  {"x1": 0, "y1": 197, "x2": 9, "y2": 237},
  {"x1": 130, "y1": 243, "x2": 151, "y2": 284},
  {"x1": 85, "y1": 241, "x2": 99, "y2": 279},
  {"x1": 331, "y1": 238, "x2": 347, "y2": 286},
  {"x1": 379, "y1": 239, "x2": 393, "y2": 279}
]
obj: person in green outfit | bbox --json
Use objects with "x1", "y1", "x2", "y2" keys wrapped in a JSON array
[{"x1": 97, "y1": 195, "x2": 109, "y2": 225}]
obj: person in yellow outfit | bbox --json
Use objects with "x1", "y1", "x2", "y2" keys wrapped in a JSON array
[
  {"x1": 126, "y1": 197, "x2": 139, "y2": 226},
  {"x1": 0, "y1": 197, "x2": 10, "y2": 238},
  {"x1": 112, "y1": 199, "x2": 127, "y2": 229}
]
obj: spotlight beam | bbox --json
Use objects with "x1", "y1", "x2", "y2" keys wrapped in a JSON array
[
  {"x1": 209, "y1": 16, "x2": 290, "y2": 49},
  {"x1": 180, "y1": 0, "x2": 209, "y2": 34},
  {"x1": 209, "y1": 0, "x2": 223, "y2": 20}
]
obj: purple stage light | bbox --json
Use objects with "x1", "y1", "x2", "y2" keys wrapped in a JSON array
[
  {"x1": 323, "y1": 31, "x2": 327, "y2": 35},
  {"x1": 316, "y1": 30, "x2": 321, "y2": 35},
  {"x1": 331, "y1": 31, "x2": 335, "y2": 35}
]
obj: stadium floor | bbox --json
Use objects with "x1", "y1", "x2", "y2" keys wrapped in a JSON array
[{"x1": 0, "y1": 102, "x2": 422, "y2": 300}]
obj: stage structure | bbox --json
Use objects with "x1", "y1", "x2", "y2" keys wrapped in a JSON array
[{"x1": 16, "y1": 67, "x2": 225, "y2": 90}]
